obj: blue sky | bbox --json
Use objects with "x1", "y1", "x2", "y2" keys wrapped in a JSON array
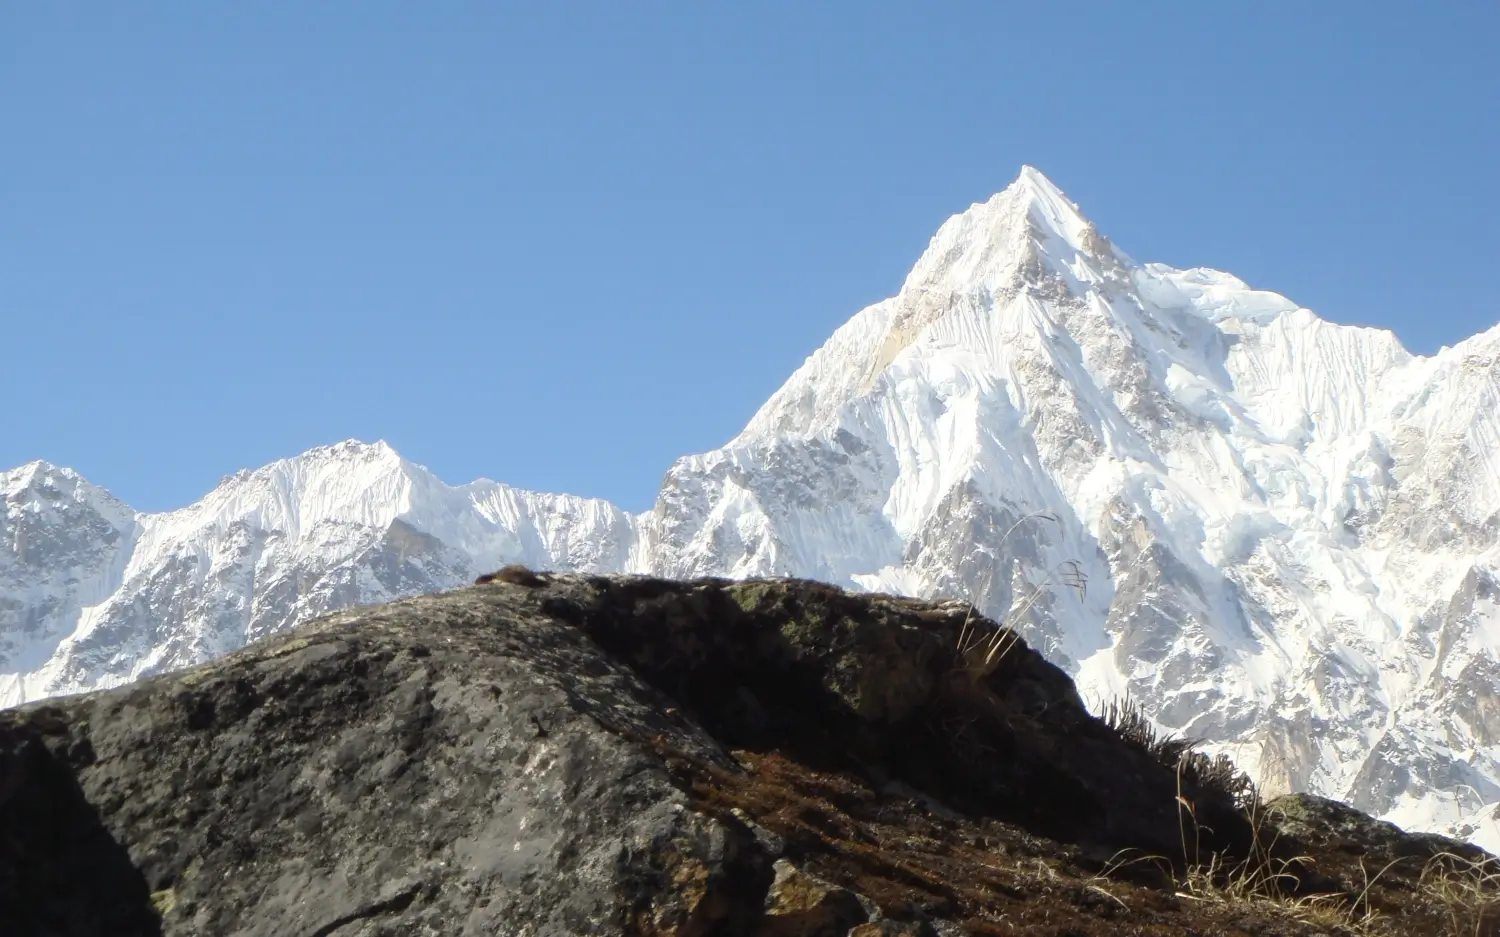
[{"x1": 3, "y1": 3, "x2": 1496, "y2": 513}]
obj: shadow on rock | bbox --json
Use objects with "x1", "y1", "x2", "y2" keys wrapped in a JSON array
[
  {"x1": 544, "y1": 575, "x2": 1256, "y2": 869},
  {"x1": 0, "y1": 723, "x2": 162, "y2": 937}
]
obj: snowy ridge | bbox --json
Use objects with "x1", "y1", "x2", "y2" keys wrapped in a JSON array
[
  {"x1": 5, "y1": 167, "x2": 1499, "y2": 851},
  {"x1": 0, "y1": 441, "x2": 635, "y2": 704}
]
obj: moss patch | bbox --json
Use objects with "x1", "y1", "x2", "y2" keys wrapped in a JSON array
[{"x1": 261, "y1": 636, "x2": 313, "y2": 659}]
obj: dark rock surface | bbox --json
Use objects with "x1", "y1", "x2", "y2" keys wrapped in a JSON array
[{"x1": 0, "y1": 573, "x2": 1492, "y2": 935}]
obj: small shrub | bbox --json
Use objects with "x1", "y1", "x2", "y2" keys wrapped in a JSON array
[
  {"x1": 1101, "y1": 696, "x2": 1258, "y2": 810},
  {"x1": 1186, "y1": 749, "x2": 1258, "y2": 812}
]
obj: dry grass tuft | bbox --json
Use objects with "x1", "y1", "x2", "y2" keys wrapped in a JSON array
[
  {"x1": 1156, "y1": 827, "x2": 1500, "y2": 936},
  {"x1": 953, "y1": 511, "x2": 1091, "y2": 680},
  {"x1": 1097, "y1": 792, "x2": 1393, "y2": 936},
  {"x1": 1418, "y1": 851, "x2": 1500, "y2": 937},
  {"x1": 1101, "y1": 696, "x2": 1259, "y2": 812}
]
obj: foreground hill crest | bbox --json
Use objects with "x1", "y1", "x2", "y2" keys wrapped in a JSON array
[
  {"x1": 5, "y1": 167, "x2": 1500, "y2": 852},
  {"x1": 2, "y1": 575, "x2": 1491, "y2": 935}
]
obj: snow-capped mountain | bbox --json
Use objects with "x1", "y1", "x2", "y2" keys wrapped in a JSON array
[
  {"x1": 6, "y1": 167, "x2": 1499, "y2": 850},
  {"x1": 0, "y1": 442, "x2": 635, "y2": 704}
]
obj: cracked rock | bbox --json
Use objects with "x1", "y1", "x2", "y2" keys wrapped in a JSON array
[{"x1": 754, "y1": 860, "x2": 870, "y2": 936}]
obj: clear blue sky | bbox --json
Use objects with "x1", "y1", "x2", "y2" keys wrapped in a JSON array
[{"x1": 3, "y1": 3, "x2": 1496, "y2": 513}]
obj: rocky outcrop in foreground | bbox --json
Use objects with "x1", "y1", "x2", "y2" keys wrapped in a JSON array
[{"x1": 0, "y1": 574, "x2": 1493, "y2": 935}]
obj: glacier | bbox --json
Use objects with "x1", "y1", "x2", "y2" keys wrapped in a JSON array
[{"x1": 6, "y1": 166, "x2": 1500, "y2": 851}]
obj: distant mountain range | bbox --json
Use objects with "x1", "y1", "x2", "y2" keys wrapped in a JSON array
[{"x1": 7, "y1": 167, "x2": 1499, "y2": 850}]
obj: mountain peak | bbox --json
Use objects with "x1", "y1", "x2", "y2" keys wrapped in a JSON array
[
  {"x1": 1009, "y1": 165, "x2": 1093, "y2": 240},
  {"x1": 1012, "y1": 163, "x2": 1069, "y2": 205},
  {"x1": 0, "y1": 459, "x2": 103, "y2": 503},
  {"x1": 1, "y1": 460, "x2": 52, "y2": 495},
  {"x1": 901, "y1": 167, "x2": 1119, "y2": 297},
  {"x1": 293, "y1": 438, "x2": 400, "y2": 465}
]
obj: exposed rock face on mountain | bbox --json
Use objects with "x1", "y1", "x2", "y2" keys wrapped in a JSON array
[
  {"x1": 0, "y1": 576, "x2": 1490, "y2": 936},
  {"x1": 6, "y1": 167, "x2": 1500, "y2": 849}
]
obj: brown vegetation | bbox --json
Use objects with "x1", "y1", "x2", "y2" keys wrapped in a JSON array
[{"x1": 473, "y1": 562, "x2": 548, "y2": 587}]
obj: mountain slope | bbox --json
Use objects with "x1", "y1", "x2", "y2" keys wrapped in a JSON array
[
  {"x1": 642, "y1": 168, "x2": 1500, "y2": 848},
  {"x1": 0, "y1": 441, "x2": 635, "y2": 704},
  {"x1": 5, "y1": 167, "x2": 1499, "y2": 850}
]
